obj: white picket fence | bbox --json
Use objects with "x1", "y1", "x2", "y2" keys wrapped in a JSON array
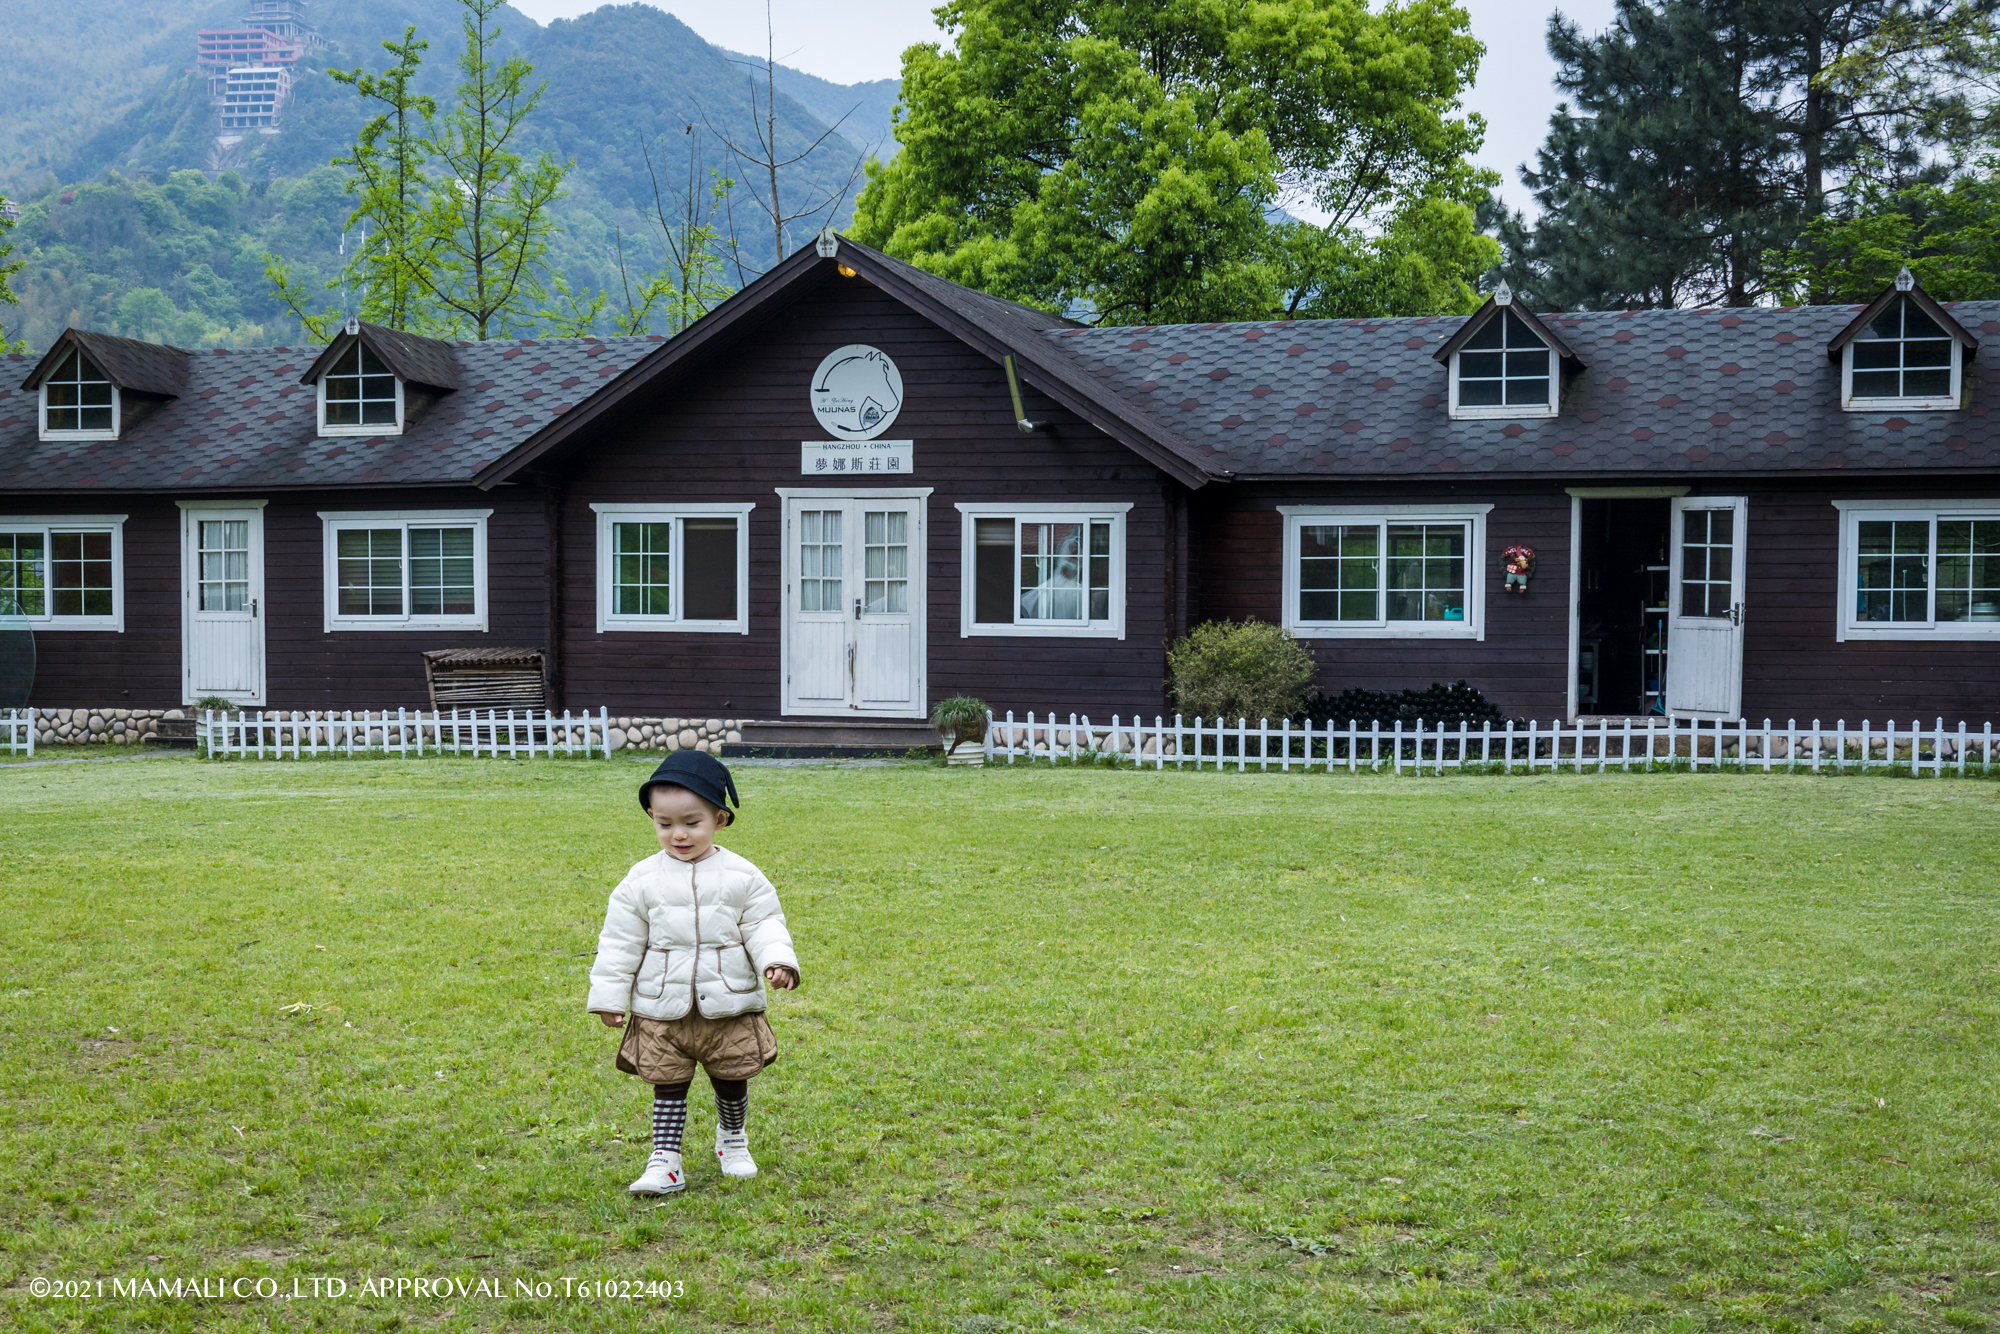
[
  {"x1": 1, "y1": 708, "x2": 34, "y2": 757},
  {"x1": 985, "y1": 710, "x2": 2000, "y2": 777},
  {"x1": 202, "y1": 707, "x2": 613, "y2": 760}
]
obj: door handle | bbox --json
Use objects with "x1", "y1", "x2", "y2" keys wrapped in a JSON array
[
  {"x1": 853, "y1": 597, "x2": 861, "y2": 620},
  {"x1": 252, "y1": 597, "x2": 258, "y2": 619},
  {"x1": 1729, "y1": 602, "x2": 1742, "y2": 626}
]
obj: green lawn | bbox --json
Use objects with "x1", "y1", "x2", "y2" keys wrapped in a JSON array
[{"x1": 1, "y1": 757, "x2": 1996, "y2": 1333}]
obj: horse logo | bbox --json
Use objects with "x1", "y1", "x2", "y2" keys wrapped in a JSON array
[{"x1": 810, "y1": 345, "x2": 904, "y2": 440}]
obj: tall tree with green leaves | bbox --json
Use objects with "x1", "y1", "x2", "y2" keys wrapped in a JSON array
[
  {"x1": 851, "y1": 0, "x2": 1496, "y2": 324},
  {"x1": 1498, "y1": 0, "x2": 1957, "y2": 309},
  {"x1": 266, "y1": 26, "x2": 444, "y2": 338},
  {"x1": 418, "y1": 0, "x2": 571, "y2": 340},
  {"x1": 0, "y1": 200, "x2": 25, "y2": 353}
]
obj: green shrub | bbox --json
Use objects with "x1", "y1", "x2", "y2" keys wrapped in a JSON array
[
  {"x1": 929, "y1": 696, "x2": 991, "y2": 754},
  {"x1": 1165, "y1": 620, "x2": 1316, "y2": 722}
]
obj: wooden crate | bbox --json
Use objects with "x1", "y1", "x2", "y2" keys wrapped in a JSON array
[{"x1": 421, "y1": 647, "x2": 549, "y2": 710}]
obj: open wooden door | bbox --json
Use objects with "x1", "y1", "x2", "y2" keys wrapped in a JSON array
[{"x1": 1664, "y1": 495, "x2": 1747, "y2": 719}]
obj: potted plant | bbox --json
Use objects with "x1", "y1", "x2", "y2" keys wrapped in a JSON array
[{"x1": 930, "y1": 696, "x2": 991, "y2": 756}]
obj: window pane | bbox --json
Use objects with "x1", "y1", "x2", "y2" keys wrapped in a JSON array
[
  {"x1": 1459, "y1": 351, "x2": 1503, "y2": 379},
  {"x1": 1088, "y1": 521, "x2": 1112, "y2": 622},
  {"x1": 1851, "y1": 297, "x2": 1958, "y2": 401},
  {"x1": 613, "y1": 522, "x2": 672, "y2": 617},
  {"x1": 0, "y1": 531, "x2": 47, "y2": 616},
  {"x1": 1936, "y1": 519, "x2": 2000, "y2": 622},
  {"x1": 974, "y1": 518, "x2": 1014, "y2": 623},
  {"x1": 1385, "y1": 524, "x2": 1465, "y2": 621},
  {"x1": 684, "y1": 518, "x2": 738, "y2": 621},
  {"x1": 1299, "y1": 523, "x2": 1378, "y2": 622},
  {"x1": 863, "y1": 509, "x2": 909, "y2": 615},
  {"x1": 1464, "y1": 317, "x2": 1504, "y2": 350},
  {"x1": 1856, "y1": 519, "x2": 1929, "y2": 622},
  {"x1": 799, "y1": 510, "x2": 841, "y2": 612},
  {"x1": 1019, "y1": 522, "x2": 1084, "y2": 621},
  {"x1": 1904, "y1": 368, "x2": 1951, "y2": 397},
  {"x1": 42, "y1": 349, "x2": 113, "y2": 433},
  {"x1": 409, "y1": 527, "x2": 475, "y2": 615},
  {"x1": 337, "y1": 528, "x2": 403, "y2": 617}
]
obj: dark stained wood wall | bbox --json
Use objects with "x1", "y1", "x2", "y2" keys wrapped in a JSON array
[
  {"x1": 18, "y1": 488, "x2": 549, "y2": 711},
  {"x1": 1745, "y1": 481, "x2": 2000, "y2": 725},
  {"x1": 1191, "y1": 483, "x2": 1575, "y2": 720},
  {"x1": 261, "y1": 488, "x2": 549, "y2": 708},
  {"x1": 546, "y1": 272, "x2": 1176, "y2": 718},
  {"x1": 19, "y1": 496, "x2": 183, "y2": 708}
]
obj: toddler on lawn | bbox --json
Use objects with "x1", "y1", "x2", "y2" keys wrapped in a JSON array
[{"x1": 588, "y1": 750, "x2": 800, "y2": 1196}]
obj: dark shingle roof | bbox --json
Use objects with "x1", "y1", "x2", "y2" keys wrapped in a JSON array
[
  {"x1": 20, "y1": 329, "x2": 191, "y2": 398},
  {"x1": 0, "y1": 335, "x2": 661, "y2": 492},
  {"x1": 1041, "y1": 302, "x2": 2000, "y2": 478},
  {"x1": 301, "y1": 322, "x2": 464, "y2": 391}
]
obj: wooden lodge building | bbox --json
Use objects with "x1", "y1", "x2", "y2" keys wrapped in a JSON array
[{"x1": 3, "y1": 235, "x2": 1997, "y2": 732}]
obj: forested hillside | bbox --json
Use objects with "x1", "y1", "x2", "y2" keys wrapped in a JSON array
[{"x1": 0, "y1": 2, "x2": 891, "y2": 351}]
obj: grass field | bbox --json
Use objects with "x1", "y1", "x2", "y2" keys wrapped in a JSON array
[{"x1": 1, "y1": 756, "x2": 1996, "y2": 1333}]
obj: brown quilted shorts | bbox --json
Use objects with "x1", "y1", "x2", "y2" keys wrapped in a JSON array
[{"x1": 615, "y1": 1008, "x2": 777, "y2": 1083}]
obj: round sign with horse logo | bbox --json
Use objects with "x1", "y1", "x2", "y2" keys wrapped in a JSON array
[{"x1": 810, "y1": 345, "x2": 904, "y2": 440}]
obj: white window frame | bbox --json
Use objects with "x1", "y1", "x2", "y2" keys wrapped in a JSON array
[
  {"x1": 954, "y1": 502, "x2": 1131, "y2": 639},
  {"x1": 38, "y1": 357, "x2": 120, "y2": 443},
  {"x1": 1280, "y1": 504, "x2": 1492, "y2": 640},
  {"x1": 0, "y1": 514, "x2": 127, "y2": 631},
  {"x1": 590, "y1": 502, "x2": 754, "y2": 634},
  {"x1": 316, "y1": 344, "x2": 406, "y2": 438},
  {"x1": 1448, "y1": 311, "x2": 1559, "y2": 421},
  {"x1": 1839, "y1": 305, "x2": 1963, "y2": 412},
  {"x1": 318, "y1": 509, "x2": 490, "y2": 632},
  {"x1": 1832, "y1": 499, "x2": 2000, "y2": 641}
]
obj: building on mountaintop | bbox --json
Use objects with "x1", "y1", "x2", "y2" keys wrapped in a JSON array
[
  {"x1": 197, "y1": 0, "x2": 318, "y2": 137},
  {"x1": 0, "y1": 243, "x2": 1994, "y2": 731}
]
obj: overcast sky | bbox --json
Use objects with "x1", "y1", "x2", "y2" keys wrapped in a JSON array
[{"x1": 507, "y1": 0, "x2": 1622, "y2": 214}]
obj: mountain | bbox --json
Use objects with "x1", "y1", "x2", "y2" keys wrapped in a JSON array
[
  {"x1": 725, "y1": 52, "x2": 902, "y2": 157},
  {"x1": 0, "y1": 2, "x2": 902, "y2": 350}
]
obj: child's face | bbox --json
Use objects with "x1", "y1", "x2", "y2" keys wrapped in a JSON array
[{"x1": 647, "y1": 785, "x2": 727, "y2": 862}]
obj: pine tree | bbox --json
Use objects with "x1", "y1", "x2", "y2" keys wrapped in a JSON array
[{"x1": 1499, "y1": 0, "x2": 1954, "y2": 309}]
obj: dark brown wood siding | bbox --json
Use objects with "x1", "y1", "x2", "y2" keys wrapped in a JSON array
[
  {"x1": 16, "y1": 496, "x2": 183, "y2": 708},
  {"x1": 17, "y1": 488, "x2": 549, "y2": 711},
  {"x1": 261, "y1": 488, "x2": 550, "y2": 709},
  {"x1": 1744, "y1": 481, "x2": 2000, "y2": 726},
  {"x1": 1191, "y1": 483, "x2": 1574, "y2": 720},
  {"x1": 547, "y1": 275, "x2": 1175, "y2": 718}
]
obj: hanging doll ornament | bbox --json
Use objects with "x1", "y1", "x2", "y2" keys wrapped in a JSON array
[{"x1": 1502, "y1": 545, "x2": 1537, "y2": 594}]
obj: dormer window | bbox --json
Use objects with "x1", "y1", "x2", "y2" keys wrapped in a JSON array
[
  {"x1": 40, "y1": 347, "x2": 118, "y2": 439},
  {"x1": 1436, "y1": 286, "x2": 1577, "y2": 421},
  {"x1": 319, "y1": 342, "x2": 402, "y2": 434},
  {"x1": 1844, "y1": 297, "x2": 1959, "y2": 409}
]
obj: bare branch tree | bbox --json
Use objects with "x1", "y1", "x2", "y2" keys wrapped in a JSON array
[{"x1": 702, "y1": 0, "x2": 872, "y2": 270}]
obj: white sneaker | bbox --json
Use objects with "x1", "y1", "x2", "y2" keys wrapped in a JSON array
[
  {"x1": 714, "y1": 1127, "x2": 757, "y2": 1178},
  {"x1": 628, "y1": 1150, "x2": 685, "y2": 1196}
]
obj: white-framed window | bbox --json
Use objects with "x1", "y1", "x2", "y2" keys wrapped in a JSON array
[
  {"x1": 0, "y1": 514, "x2": 126, "y2": 631},
  {"x1": 318, "y1": 509, "x2": 490, "y2": 631},
  {"x1": 1450, "y1": 309, "x2": 1557, "y2": 419},
  {"x1": 1833, "y1": 500, "x2": 2000, "y2": 640},
  {"x1": 39, "y1": 347, "x2": 119, "y2": 440},
  {"x1": 1280, "y1": 505, "x2": 1491, "y2": 639},
  {"x1": 317, "y1": 342, "x2": 403, "y2": 435},
  {"x1": 590, "y1": 503, "x2": 754, "y2": 634},
  {"x1": 1842, "y1": 297, "x2": 1962, "y2": 411},
  {"x1": 954, "y1": 502, "x2": 1130, "y2": 639}
]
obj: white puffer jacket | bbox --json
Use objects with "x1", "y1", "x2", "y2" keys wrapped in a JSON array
[{"x1": 586, "y1": 846, "x2": 800, "y2": 1021}]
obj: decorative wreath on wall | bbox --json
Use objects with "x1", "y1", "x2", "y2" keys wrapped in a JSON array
[{"x1": 1502, "y1": 545, "x2": 1537, "y2": 594}]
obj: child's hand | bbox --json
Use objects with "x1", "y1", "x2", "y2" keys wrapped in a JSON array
[
  {"x1": 764, "y1": 965, "x2": 799, "y2": 991},
  {"x1": 596, "y1": 1011, "x2": 625, "y2": 1027}
]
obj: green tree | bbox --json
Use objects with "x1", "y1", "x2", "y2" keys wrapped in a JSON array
[
  {"x1": 330, "y1": 25, "x2": 444, "y2": 332},
  {"x1": 852, "y1": 0, "x2": 1495, "y2": 324},
  {"x1": 1775, "y1": 174, "x2": 2000, "y2": 300},
  {"x1": 418, "y1": 0, "x2": 571, "y2": 339},
  {"x1": 116, "y1": 288, "x2": 176, "y2": 341},
  {"x1": 1498, "y1": 0, "x2": 1957, "y2": 309},
  {"x1": 0, "y1": 200, "x2": 24, "y2": 352}
]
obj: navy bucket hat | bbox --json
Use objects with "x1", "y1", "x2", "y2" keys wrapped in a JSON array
[{"x1": 639, "y1": 749, "x2": 740, "y2": 816}]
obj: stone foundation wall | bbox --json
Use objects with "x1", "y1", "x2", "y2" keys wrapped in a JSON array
[
  {"x1": 607, "y1": 717, "x2": 741, "y2": 754},
  {"x1": 28, "y1": 707, "x2": 180, "y2": 746}
]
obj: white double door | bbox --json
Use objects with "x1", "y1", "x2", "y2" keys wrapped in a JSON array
[
  {"x1": 1664, "y1": 495, "x2": 1747, "y2": 719},
  {"x1": 782, "y1": 491, "x2": 927, "y2": 718},
  {"x1": 179, "y1": 502, "x2": 266, "y2": 705}
]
